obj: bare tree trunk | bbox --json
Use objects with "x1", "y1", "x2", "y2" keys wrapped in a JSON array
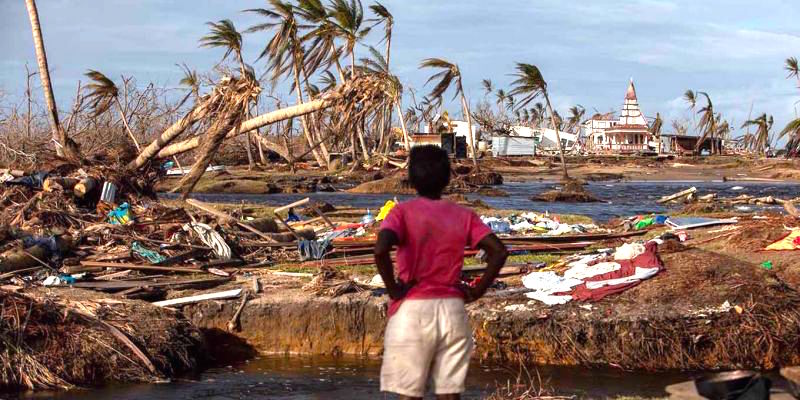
[
  {"x1": 63, "y1": 81, "x2": 82, "y2": 135},
  {"x1": 155, "y1": 97, "x2": 335, "y2": 160},
  {"x1": 292, "y1": 58, "x2": 326, "y2": 167},
  {"x1": 25, "y1": 65, "x2": 35, "y2": 140},
  {"x1": 256, "y1": 132, "x2": 266, "y2": 165},
  {"x1": 114, "y1": 97, "x2": 141, "y2": 151},
  {"x1": 128, "y1": 105, "x2": 205, "y2": 169},
  {"x1": 357, "y1": 125, "x2": 369, "y2": 161},
  {"x1": 243, "y1": 103, "x2": 254, "y2": 169},
  {"x1": 300, "y1": 66, "x2": 330, "y2": 164},
  {"x1": 332, "y1": 43, "x2": 346, "y2": 82},
  {"x1": 396, "y1": 100, "x2": 410, "y2": 151},
  {"x1": 245, "y1": 133, "x2": 254, "y2": 170},
  {"x1": 25, "y1": 0, "x2": 77, "y2": 160},
  {"x1": 459, "y1": 92, "x2": 479, "y2": 170},
  {"x1": 174, "y1": 115, "x2": 242, "y2": 198},
  {"x1": 543, "y1": 92, "x2": 569, "y2": 179},
  {"x1": 350, "y1": 47, "x2": 356, "y2": 77}
]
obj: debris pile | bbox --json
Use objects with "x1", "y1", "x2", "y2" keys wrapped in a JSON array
[{"x1": 480, "y1": 212, "x2": 600, "y2": 236}]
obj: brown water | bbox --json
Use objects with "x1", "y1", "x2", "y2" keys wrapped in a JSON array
[{"x1": 23, "y1": 355, "x2": 688, "y2": 399}]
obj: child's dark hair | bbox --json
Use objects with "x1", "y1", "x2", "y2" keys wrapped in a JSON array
[{"x1": 408, "y1": 145, "x2": 450, "y2": 198}]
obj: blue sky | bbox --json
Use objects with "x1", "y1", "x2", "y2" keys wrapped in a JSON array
[{"x1": 2, "y1": 0, "x2": 799, "y2": 138}]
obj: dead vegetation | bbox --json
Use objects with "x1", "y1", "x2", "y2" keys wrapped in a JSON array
[{"x1": 0, "y1": 288, "x2": 201, "y2": 390}]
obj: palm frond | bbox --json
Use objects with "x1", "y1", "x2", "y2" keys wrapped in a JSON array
[
  {"x1": 482, "y1": 79, "x2": 493, "y2": 94},
  {"x1": 419, "y1": 58, "x2": 461, "y2": 100},
  {"x1": 177, "y1": 63, "x2": 199, "y2": 90},
  {"x1": 200, "y1": 19, "x2": 242, "y2": 62},
  {"x1": 508, "y1": 63, "x2": 547, "y2": 109},
  {"x1": 683, "y1": 90, "x2": 696, "y2": 108},
  {"x1": 780, "y1": 117, "x2": 800, "y2": 139},
  {"x1": 83, "y1": 69, "x2": 118, "y2": 116},
  {"x1": 786, "y1": 57, "x2": 799, "y2": 79},
  {"x1": 318, "y1": 70, "x2": 337, "y2": 91},
  {"x1": 368, "y1": 2, "x2": 393, "y2": 41}
]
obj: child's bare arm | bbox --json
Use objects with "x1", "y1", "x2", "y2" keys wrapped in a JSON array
[
  {"x1": 374, "y1": 229, "x2": 414, "y2": 300},
  {"x1": 465, "y1": 234, "x2": 508, "y2": 301}
]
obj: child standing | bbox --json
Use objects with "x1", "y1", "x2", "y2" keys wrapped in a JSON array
[{"x1": 374, "y1": 145, "x2": 508, "y2": 400}]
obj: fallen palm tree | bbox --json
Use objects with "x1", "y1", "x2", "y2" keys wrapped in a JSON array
[{"x1": 129, "y1": 73, "x2": 392, "y2": 171}]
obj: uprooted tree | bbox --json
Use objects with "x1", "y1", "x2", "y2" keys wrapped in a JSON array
[{"x1": 129, "y1": 70, "x2": 392, "y2": 198}]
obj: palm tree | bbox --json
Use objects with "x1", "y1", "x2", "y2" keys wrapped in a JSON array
[
  {"x1": 782, "y1": 118, "x2": 800, "y2": 156},
  {"x1": 742, "y1": 113, "x2": 772, "y2": 157},
  {"x1": 200, "y1": 19, "x2": 255, "y2": 168},
  {"x1": 297, "y1": 0, "x2": 346, "y2": 81},
  {"x1": 369, "y1": 2, "x2": 393, "y2": 67},
  {"x1": 495, "y1": 89, "x2": 507, "y2": 117},
  {"x1": 786, "y1": 57, "x2": 800, "y2": 87},
  {"x1": 245, "y1": 1, "x2": 327, "y2": 167},
  {"x1": 419, "y1": 57, "x2": 478, "y2": 168},
  {"x1": 200, "y1": 20, "x2": 247, "y2": 75},
  {"x1": 482, "y1": 79, "x2": 493, "y2": 98},
  {"x1": 684, "y1": 89, "x2": 697, "y2": 134},
  {"x1": 328, "y1": 0, "x2": 369, "y2": 77},
  {"x1": 567, "y1": 105, "x2": 585, "y2": 133},
  {"x1": 694, "y1": 92, "x2": 718, "y2": 155},
  {"x1": 368, "y1": 3, "x2": 395, "y2": 154},
  {"x1": 24, "y1": 0, "x2": 78, "y2": 160},
  {"x1": 178, "y1": 63, "x2": 200, "y2": 102},
  {"x1": 84, "y1": 70, "x2": 141, "y2": 151},
  {"x1": 532, "y1": 102, "x2": 545, "y2": 127},
  {"x1": 508, "y1": 63, "x2": 568, "y2": 179},
  {"x1": 782, "y1": 57, "x2": 800, "y2": 156}
]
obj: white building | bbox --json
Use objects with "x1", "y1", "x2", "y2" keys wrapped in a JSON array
[
  {"x1": 584, "y1": 79, "x2": 655, "y2": 154},
  {"x1": 508, "y1": 125, "x2": 577, "y2": 152}
]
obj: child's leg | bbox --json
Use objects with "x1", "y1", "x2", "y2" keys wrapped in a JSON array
[
  {"x1": 381, "y1": 300, "x2": 438, "y2": 398},
  {"x1": 429, "y1": 299, "x2": 473, "y2": 398}
]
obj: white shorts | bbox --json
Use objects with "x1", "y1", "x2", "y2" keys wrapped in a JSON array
[{"x1": 380, "y1": 298, "x2": 473, "y2": 397}]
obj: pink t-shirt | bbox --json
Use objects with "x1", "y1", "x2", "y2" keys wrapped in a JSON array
[{"x1": 380, "y1": 197, "x2": 492, "y2": 317}]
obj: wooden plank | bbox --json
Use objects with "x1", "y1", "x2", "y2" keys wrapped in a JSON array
[
  {"x1": 308, "y1": 203, "x2": 336, "y2": 229},
  {"x1": 79, "y1": 261, "x2": 204, "y2": 273},
  {"x1": 185, "y1": 199, "x2": 277, "y2": 243},
  {"x1": 154, "y1": 248, "x2": 207, "y2": 266},
  {"x1": 657, "y1": 187, "x2": 697, "y2": 203},
  {"x1": 152, "y1": 288, "x2": 242, "y2": 307},
  {"x1": 69, "y1": 277, "x2": 229, "y2": 290},
  {"x1": 274, "y1": 197, "x2": 310, "y2": 214}
]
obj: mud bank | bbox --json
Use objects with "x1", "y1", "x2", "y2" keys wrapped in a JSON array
[{"x1": 186, "y1": 244, "x2": 800, "y2": 371}]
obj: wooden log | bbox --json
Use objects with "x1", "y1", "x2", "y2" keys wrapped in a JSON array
[
  {"x1": 657, "y1": 187, "x2": 697, "y2": 204},
  {"x1": 43, "y1": 177, "x2": 78, "y2": 192},
  {"x1": 0, "y1": 239, "x2": 70, "y2": 273},
  {"x1": 73, "y1": 177, "x2": 99, "y2": 198},
  {"x1": 154, "y1": 97, "x2": 336, "y2": 160},
  {"x1": 69, "y1": 277, "x2": 229, "y2": 290},
  {"x1": 152, "y1": 288, "x2": 242, "y2": 307},
  {"x1": 698, "y1": 193, "x2": 717, "y2": 202},
  {"x1": 185, "y1": 199, "x2": 277, "y2": 243},
  {"x1": 0, "y1": 169, "x2": 25, "y2": 177},
  {"x1": 79, "y1": 261, "x2": 204, "y2": 273},
  {"x1": 227, "y1": 291, "x2": 249, "y2": 332},
  {"x1": 274, "y1": 198, "x2": 311, "y2": 214}
]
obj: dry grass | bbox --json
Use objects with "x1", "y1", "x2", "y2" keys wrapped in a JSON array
[{"x1": 0, "y1": 288, "x2": 202, "y2": 390}]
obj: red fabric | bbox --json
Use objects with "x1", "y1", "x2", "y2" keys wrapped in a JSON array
[
  {"x1": 381, "y1": 198, "x2": 492, "y2": 317},
  {"x1": 569, "y1": 242, "x2": 663, "y2": 302}
]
